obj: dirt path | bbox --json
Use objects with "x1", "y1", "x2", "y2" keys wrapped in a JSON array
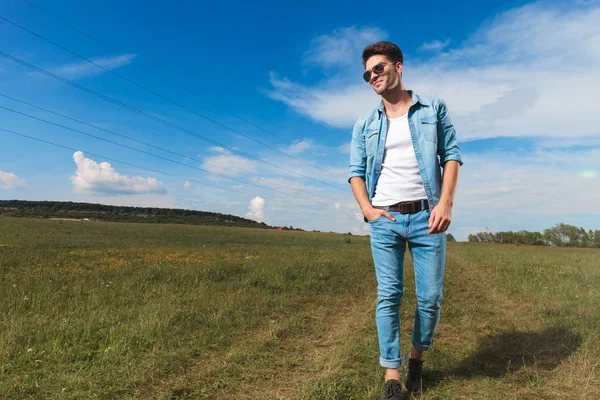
[
  {"x1": 136, "y1": 246, "x2": 598, "y2": 399},
  {"x1": 131, "y1": 283, "x2": 377, "y2": 399}
]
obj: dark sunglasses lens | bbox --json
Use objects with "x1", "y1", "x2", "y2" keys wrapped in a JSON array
[
  {"x1": 363, "y1": 71, "x2": 371, "y2": 82},
  {"x1": 373, "y1": 63, "x2": 385, "y2": 74}
]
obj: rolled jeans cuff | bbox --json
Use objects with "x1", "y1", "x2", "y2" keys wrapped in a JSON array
[
  {"x1": 412, "y1": 342, "x2": 432, "y2": 352},
  {"x1": 379, "y1": 357, "x2": 402, "y2": 369}
]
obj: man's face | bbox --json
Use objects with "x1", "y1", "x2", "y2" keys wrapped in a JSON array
[{"x1": 364, "y1": 55, "x2": 402, "y2": 95}]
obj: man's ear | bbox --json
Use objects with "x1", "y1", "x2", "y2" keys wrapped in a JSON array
[{"x1": 396, "y1": 62, "x2": 404, "y2": 79}]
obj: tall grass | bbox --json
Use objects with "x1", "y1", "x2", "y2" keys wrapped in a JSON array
[{"x1": 1, "y1": 217, "x2": 598, "y2": 399}]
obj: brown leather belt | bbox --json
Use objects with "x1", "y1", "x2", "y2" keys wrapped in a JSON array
[{"x1": 373, "y1": 199, "x2": 429, "y2": 214}]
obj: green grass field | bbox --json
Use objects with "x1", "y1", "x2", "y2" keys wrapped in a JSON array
[{"x1": 1, "y1": 216, "x2": 598, "y2": 399}]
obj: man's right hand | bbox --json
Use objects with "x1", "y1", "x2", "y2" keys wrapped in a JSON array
[
  {"x1": 363, "y1": 206, "x2": 396, "y2": 222},
  {"x1": 349, "y1": 178, "x2": 396, "y2": 223}
]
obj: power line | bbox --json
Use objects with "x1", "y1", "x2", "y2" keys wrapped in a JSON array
[
  {"x1": 0, "y1": 92, "x2": 332, "y2": 202},
  {"x1": 0, "y1": 103, "x2": 343, "y2": 207},
  {"x1": 0, "y1": 14, "x2": 333, "y2": 173},
  {"x1": 0, "y1": 127, "x2": 241, "y2": 196},
  {"x1": 0, "y1": 126, "x2": 327, "y2": 212},
  {"x1": 1, "y1": 123, "x2": 362, "y2": 221},
  {"x1": 22, "y1": 0, "x2": 311, "y2": 152},
  {"x1": 0, "y1": 49, "x2": 344, "y2": 191}
]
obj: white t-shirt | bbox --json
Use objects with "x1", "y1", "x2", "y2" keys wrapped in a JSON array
[{"x1": 371, "y1": 114, "x2": 427, "y2": 206}]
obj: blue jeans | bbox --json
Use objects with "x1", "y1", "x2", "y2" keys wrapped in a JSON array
[{"x1": 369, "y1": 207, "x2": 446, "y2": 369}]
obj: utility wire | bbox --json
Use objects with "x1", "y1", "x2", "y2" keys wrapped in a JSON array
[
  {"x1": 0, "y1": 92, "x2": 333, "y2": 202},
  {"x1": 0, "y1": 50, "x2": 344, "y2": 191},
  {"x1": 0, "y1": 127, "x2": 242, "y2": 197},
  {"x1": 0, "y1": 14, "x2": 333, "y2": 173},
  {"x1": 0, "y1": 126, "x2": 327, "y2": 212},
  {"x1": 0, "y1": 104, "x2": 342, "y2": 206},
  {"x1": 22, "y1": 0, "x2": 313, "y2": 153}
]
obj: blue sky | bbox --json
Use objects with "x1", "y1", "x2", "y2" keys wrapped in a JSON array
[{"x1": 1, "y1": 0, "x2": 599, "y2": 239}]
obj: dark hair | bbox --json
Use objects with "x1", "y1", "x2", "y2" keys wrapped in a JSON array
[{"x1": 362, "y1": 41, "x2": 403, "y2": 66}]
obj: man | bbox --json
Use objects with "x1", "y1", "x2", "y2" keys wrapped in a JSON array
[{"x1": 348, "y1": 41, "x2": 462, "y2": 398}]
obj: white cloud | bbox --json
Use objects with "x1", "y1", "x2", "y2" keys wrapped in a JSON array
[
  {"x1": 184, "y1": 180, "x2": 192, "y2": 188},
  {"x1": 70, "y1": 151, "x2": 166, "y2": 195},
  {"x1": 451, "y1": 147, "x2": 600, "y2": 239},
  {"x1": 270, "y1": 143, "x2": 596, "y2": 240},
  {"x1": 0, "y1": 170, "x2": 27, "y2": 189},
  {"x1": 303, "y1": 26, "x2": 387, "y2": 68},
  {"x1": 579, "y1": 170, "x2": 598, "y2": 179},
  {"x1": 167, "y1": 152, "x2": 366, "y2": 234},
  {"x1": 267, "y1": 2, "x2": 600, "y2": 141},
  {"x1": 267, "y1": 72, "x2": 379, "y2": 128},
  {"x1": 207, "y1": 146, "x2": 227, "y2": 154},
  {"x1": 334, "y1": 201, "x2": 358, "y2": 213},
  {"x1": 245, "y1": 196, "x2": 265, "y2": 222},
  {"x1": 277, "y1": 138, "x2": 347, "y2": 158},
  {"x1": 48, "y1": 54, "x2": 136, "y2": 79},
  {"x1": 333, "y1": 200, "x2": 365, "y2": 225},
  {"x1": 249, "y1": 149, "x2": 348, "y2": 187},
  {"x1": 419, "y1": 39, "x2": 451, "y2": 51},
  {"x1": 536, "y1": 136, "x2": 600, "y2": 149},
  {"x1": 284, "y1": 138, "x2": 313, "y2": 154},
  {"x1": 337, "y1": 141, "x2": 351, "y2": 154},
  {"x1": 202, "y1": 148, "x2": 257, "y2": 178},
  {"x1": 253, "y1": 177, "x2": 320, "y2": 193}
]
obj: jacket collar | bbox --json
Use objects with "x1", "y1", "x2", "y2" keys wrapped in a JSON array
[{"x1": 376, "y1": 90, "x2": 430, "y2": 119}]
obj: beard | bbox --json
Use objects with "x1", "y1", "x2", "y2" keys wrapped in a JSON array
[{"x1": 374, "y1": 73, "x2": 400, "y2": 95}]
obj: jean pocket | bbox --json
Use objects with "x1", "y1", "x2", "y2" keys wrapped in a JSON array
[{"x1": 368, "y1": 215, "x2": 385, "y2": 223}]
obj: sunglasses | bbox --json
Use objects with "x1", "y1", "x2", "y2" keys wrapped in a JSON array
[{"x1": 363, "y1": 62, "x2": 389, "y2": 83}]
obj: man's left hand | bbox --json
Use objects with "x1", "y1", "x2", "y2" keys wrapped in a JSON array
[{"x1": 428, "y1": 202, "x2": 452, "y2": 234}]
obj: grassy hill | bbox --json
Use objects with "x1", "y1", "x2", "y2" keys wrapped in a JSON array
[
  {"x1": 0, "y1": 200, "x2": 271, "y2": 228},
  {"x1": 1, "y1": 216, "x2": 598, "y2": 399}
]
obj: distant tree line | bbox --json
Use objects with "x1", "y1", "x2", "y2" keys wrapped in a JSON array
[
  {"x1": 468, "y1": 223, "x2": 600, "y2": 248},
  {"x1": 0, "y1": 200, "x2": 271, "y2": 229}
]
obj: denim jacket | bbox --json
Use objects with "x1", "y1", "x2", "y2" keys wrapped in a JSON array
[{"x1": 349, "y1": 91, "x2": 463, "y2": 208}]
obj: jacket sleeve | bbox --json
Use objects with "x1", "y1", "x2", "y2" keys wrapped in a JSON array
[
  {"x1": 436, "y1": 100, "x2": 464, "y2": 166},
  {"x1": 348, "y1": 118, "x2": 367, "y2": 182}
]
